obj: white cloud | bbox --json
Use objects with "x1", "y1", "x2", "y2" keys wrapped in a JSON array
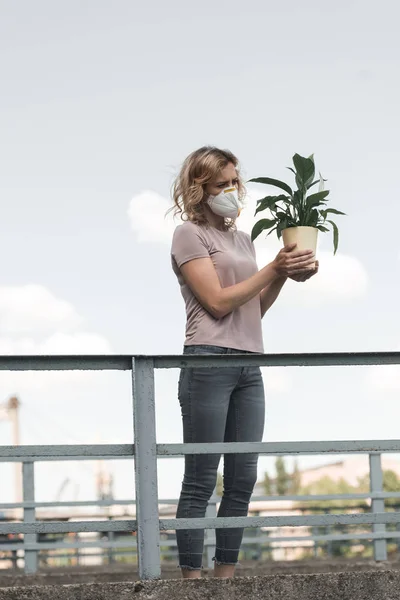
[
  {"x1": 128, "y1": 188, "x2": 368, "y2": 306},
  {"x1": 0, "y1": 332, "x2": 111, "y2": 356},
  {"x1": 0, "y1": 285, "x2": 82, "y2": 335},
  {"x1": 254, "y1": 246, "x2": 368, "y2": 307},
  {"x1": 0, "y1": 285, "x2": 112, "y2": 394},
  {"x1": 128, "y1": 190, "x2": 177, "y2": 243}
]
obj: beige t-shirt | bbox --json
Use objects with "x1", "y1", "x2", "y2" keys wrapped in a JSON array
[{"x1": 171, "y1": 221, "x2": 264, "y2": 353}]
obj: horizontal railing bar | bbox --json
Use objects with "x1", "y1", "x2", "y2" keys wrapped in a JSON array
[
  {"x1": 0, "y1": 351, "x2": 399, "y2": 372},
  {"x1": 2, "y1": 492, "x2": 400, "y2": 511},
  {"x1": 0, "y1": 540, "x2": 138, "y2": 552},
  {"x1": 0, "y1": 500, "x2": 177, "y2": 510},
  {"x1": 0, "y1": 444, "x2": 134, "y2": 460},
  {"x1": 242, "y1": 532, "x2": 400, "y2": 544},
  {"x1": 0, "y1": 521, "x2": 137, "y2": 534},
  {"x1": 2, "y1": 440, "x2": 400, "y2": 463},
  {"x1": 4, "y1": 530, "x2": 400, "y2": 553},
  {"x1": 154, "y1": 351, "x2": 400, "y2": 369},
  {"x1": 0, "y1": 355, "x2": 133, "y2": 371},
  {"x1": 160, "y1": 513, "x2": 400, "y2": 530},
  {"x1": 249, "y1": 493, "x2": 400, "y2": 501},
  {"x1": 158, "y1": 440, "x2": 400, "y2": 456},
  {"x1": 2, "y1": 512, "x2": 400, "y2": 535},
  {"x1": 0, "y1": 455, "x2": 136, "y2": 463}
]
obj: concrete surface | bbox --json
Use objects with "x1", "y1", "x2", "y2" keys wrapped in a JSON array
[
  {"x1": 0, "y1": 571, "x2": 400, "y2": 600},
  {"x1": 1, "y1": 558, "x2": 400, "y2": 587}
]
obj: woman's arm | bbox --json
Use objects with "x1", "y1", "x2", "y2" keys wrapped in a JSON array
[
  {"x1": 260, "y1": 276, "x2": 287, "y2": 318},
  {"x1": 180, "y1": 244, "x2": 315, "y2": 320}
]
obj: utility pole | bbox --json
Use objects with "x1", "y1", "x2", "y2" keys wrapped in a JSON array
[
  {"x1": 0, "y1": 396, "x2": 22, "y2": 512},
  {"x1": 96, "y1": 460, "x2": 114, "y2": 514}
]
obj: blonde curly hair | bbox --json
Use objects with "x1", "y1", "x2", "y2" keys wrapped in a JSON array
[{"x1": 171, "y1": 146, "x2": 246, "y2": 229}]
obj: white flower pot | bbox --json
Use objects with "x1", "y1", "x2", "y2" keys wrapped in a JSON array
[
  {"x1": 282, "y1": 226, "x2": 318, "y2": 252},
  {"x1": 282, "y1": 226, "x2": 318, "y2": 268}
]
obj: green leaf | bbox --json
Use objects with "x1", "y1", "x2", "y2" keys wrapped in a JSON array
[
  {"x1": 267, "y1": 226, "x2": 278, "y2": 237},
  {"x1": 316, "y1": 225, "x2": 329, "y2": 233},
  {"x1": 320, "y1": 208, "x2": 346, "y2": 218},
  {"x1": 248, "y1": 177, "x2": 293, "y2": 196},
  {"x1": 276, "y1": 218, "x2": 289, "y2": 237},
  {"x1": 292, "y1": 190, "x2": 303, "y2": 220},
  {"x1": 308, "y1": 179, "x2": 320, "y2": 190},
  {"x1": 275, "y1": 210, "x2": 290, "y2": 220},
  {"x1": 326, "y1": 219, "x2": 339, "y2": 254},
  {"x1": 307, "y1": 209, "x2": 319, "y2": 227},
  {"x1": 254, "y1": 195, "x2": 277, "y2": 216},
  {"x1": 286, "y1": 167, "x2": 296, "y2": 174},
  {"x1": 255, "y1": 195, "x2": 289, "y2": 216},
  {"x1": 292, "y1": 154, "x2": 315, "y2": 188},
  {"x1": 251, "y1": 218, "x2": 277, "y2": 242},
  {"x1": 306, "y1": 190, "x2": 330, "y2": 207}
]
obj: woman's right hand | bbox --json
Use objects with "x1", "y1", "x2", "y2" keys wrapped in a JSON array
[{"x1": 272, "y1": 243, "x2": 316, "y2": 278}]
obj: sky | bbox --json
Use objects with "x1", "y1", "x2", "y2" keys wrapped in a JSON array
[{"x1": 0, "y1": 0, "x2": 399, "y2": 509}]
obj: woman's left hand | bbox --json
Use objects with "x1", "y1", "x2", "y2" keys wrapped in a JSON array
[{"x1": 289, "y1": 260, "x2": 319, "y2": 282}]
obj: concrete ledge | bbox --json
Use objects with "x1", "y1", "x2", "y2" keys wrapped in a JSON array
[
  {"x1": 1, "y1": 559, "x2": 399, "y2": 587},
  {"x1": 0, "y1": 571, "x2": 400, "y2": 600}
]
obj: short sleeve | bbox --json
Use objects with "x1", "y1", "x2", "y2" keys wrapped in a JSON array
[{"x1": 171, "y1": 223, "x2": 210, "y2": 269}]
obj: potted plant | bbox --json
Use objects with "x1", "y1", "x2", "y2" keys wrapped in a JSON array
[{"x1": 249, "y1": 153, "x2": 345, "y2": 256}]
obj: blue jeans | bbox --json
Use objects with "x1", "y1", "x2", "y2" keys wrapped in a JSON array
[{"x1": 176, "y1": 344, "x2": 265, "y2": 570}]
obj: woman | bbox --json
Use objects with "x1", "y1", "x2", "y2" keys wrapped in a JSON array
[{"x1": 170, "y1": 146, "x2": 318, "y2": 579}]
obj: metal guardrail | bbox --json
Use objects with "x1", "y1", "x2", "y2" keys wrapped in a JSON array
[{"x1": 0, "y1": 352, "x2": 400, "y2": 579}]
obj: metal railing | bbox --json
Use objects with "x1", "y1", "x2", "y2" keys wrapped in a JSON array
[{"x1": 0, "y1": 352, "x2": 400, "y2": 579}]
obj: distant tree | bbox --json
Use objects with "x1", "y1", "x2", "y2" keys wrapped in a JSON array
[
  {"x1": 300, "y1": 475, "x2": 364, "y2": 508},
  {"x1": 263, "y1": 471, "x2": 272, "y2": 495},
  {"x1": 290, "y1": 460, "x2": 302, "y2": 495},
  {"x1": 262, "y1": 458, "x2": 301, "y2": 496},
  {"x1": 276, "y1": 457, "x2": 291, "y2": 496},
  {"x1": 298, "y1": 476, "x2": 368, "y2": 558},
  {"x1": 358, "y1": 469, "x2": 400, "y2": 508},
  {"x1": 384, "y1": 470, "x2": 400, "y2": 495}
]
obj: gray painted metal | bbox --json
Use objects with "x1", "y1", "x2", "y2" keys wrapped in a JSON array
[
  {"x1": 22, "y1": 462, "x2": 37, "y2": 574},
  {"x1": 154, "y1": 351, "x2": 400, "y2": 369},
  {"x1": 0, "y1": 350, "x2": 399, "y2": 372},
  {"x1": 1, "y1": 512, "x2": 400, "y2": 536},
  {"x1": 2, "y1": 439, "x2": 400, "y2": 462},
  {"x1": 1, "y1": 490, "x2": 400, "y2": 510},
  {"x1": 0, "y1": 355, "x2": 132, "y2": 371},
  {"x1": 161, "y1": 513, "x2": 400, "y2": 530},
  {"x1": 158, "y1": 440, "x2": 400, "y2": 456},
  {"x1": 132, "y1": 357, "x2": 161, "y2": 580},
  {"x1": 3, "y1": 529, "x2": 400, "y2": 555},
  {"x1": 0, "y1": 520, "x2": 137, "y2": 535},
  {"x1": 1, "y1": 351, "x2": 400, "y2": 577},
  {"x1": 0, "y1": 444, "x2": 134, "y2": 460},
  {"x1": 370, "y1": 454, "x2": 388, "y2": 561},
  {"x1": 3, "y1": 530, "x2": 400, "y2": 555}
]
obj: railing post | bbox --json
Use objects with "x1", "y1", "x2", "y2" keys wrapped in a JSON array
[
  {"x1": 23, "y1": 461, "x2": 38, "y2": 574},
  {"x1": 205, "y1": 494, "x2": 217, "y2": 569},
  {"x1": 132, "y1": 357, "x2": 161, "y2": 580},
  {"x1": 369, "y1": 453, "x2": 387, "y2": 561}
]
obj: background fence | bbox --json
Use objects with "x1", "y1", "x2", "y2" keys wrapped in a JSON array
[{"x1": 0, "y1": 352, "x2": 400, "y2": 579}]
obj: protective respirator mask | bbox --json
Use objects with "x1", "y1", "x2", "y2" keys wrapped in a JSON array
[{"x1": 207, "y1": 187, "x2": 242, "y2": 220}]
